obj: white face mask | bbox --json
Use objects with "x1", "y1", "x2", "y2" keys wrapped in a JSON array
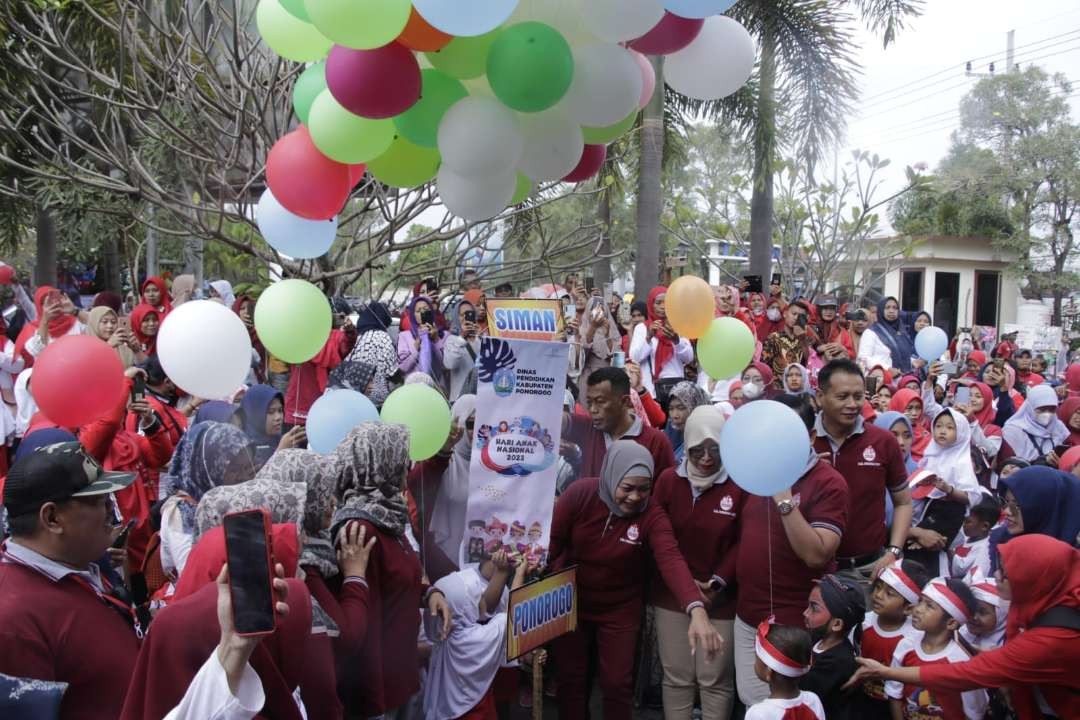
[
  {"x1": 742, "y1": 382, "x2": 762, "y2": 400},
  {"x1": 766, "y1": 308, "x2": 782, "y2": 322},
  {"x1": 1035, "y1": 410, "x2": 1055, "y2": 427}
]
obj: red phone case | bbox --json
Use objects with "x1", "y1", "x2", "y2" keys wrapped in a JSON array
[{"x1": 223, "y1": 509, "x2": 277, "y2": 637}]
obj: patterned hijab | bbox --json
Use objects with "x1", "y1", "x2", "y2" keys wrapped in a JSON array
[
  {"x1": 193, "y1": 478, "x2": 306, "y2": 543},
  {"x1": 328, "y1": 360, "x2": 377, "y2": 394},
  {"x1": 331, "y1": 423, "x2": 412, "y2": 537},
  {"x1": 347, "y1": 312, "x2": 398, "y2": 406}
]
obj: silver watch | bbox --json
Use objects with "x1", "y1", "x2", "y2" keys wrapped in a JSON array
[{"x1": 775, "y1": 499, "x2": 796, "y2": 516}]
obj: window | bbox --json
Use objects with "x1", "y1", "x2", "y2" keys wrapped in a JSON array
[
  {"x1": 901, "y1": 269, "x2": 924, "y2": 311},
  {"x1": 974, "y1": 271, "x2": 1000, "y2": 328}
]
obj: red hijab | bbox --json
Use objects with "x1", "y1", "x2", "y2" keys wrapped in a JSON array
[
  {"x1": 647, "y1": 286, "x2": 674, "y2": 372},
  {"x1": 999, "y1": 534, "x2": 1080, "y2": 639},
  {"x1": 173, "y1": 522, "x2": 300, "y2": 602},
  {"x1": 1057, "y1": 397, "x2": 1080, "y2": 446},
  {"x1": 869, "y1": 365, "x2": 894, "y2": 386},
  {"x1": 1067, "y1": 363, "x2": 1080, "y2": 398},
  {"x1": 129, "y1": 304, "x2": 160, "y2": 355},
  {"x1": 13, "y1": 286, "x2": 78, "y2": 364},
  {"x1": 891, "y1": 388, "x2": 930, "y2": 458},
  {"x1": 970, "y1": 381, "x2": 1000, "y2": 433},
  {"x1": 745, "y1": 360, "x2": 774, "y2": 387},
  {"x1": 756, "y1": 297, "x2": 785, "y2": 338},
  {"x1": 140, "y1": 276, "x2": 172, "y2": 314}
]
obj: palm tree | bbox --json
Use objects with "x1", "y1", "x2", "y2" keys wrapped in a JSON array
[{"x1": 653, "y1": 0, "x2": 923, "y2": 284}]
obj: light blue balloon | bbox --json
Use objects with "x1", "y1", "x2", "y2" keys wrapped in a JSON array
[
  {"x1": 661, "y1": 0, "x2": 737, "y2": 19},
  {"x1": 255, "y1": 188, "x2": 337, "y2": 259},
  {"x1": 719, "y1": 400, "x2": 810, "y2": 496},
  {"x1": 412, "y1": 0, "x2": 519, "y2": 37},
  {"x1": 306, "y1": 389, "x2": 380, "y2": 454},
  {"x1": 915, "y1": 326, "x2": 949, "y2": 362}
]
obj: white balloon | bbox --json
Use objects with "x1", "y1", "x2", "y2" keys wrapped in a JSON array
[
  {"x1": 664, "y1": 16, "x2": 755, "y2": 101},
  {"x1": 157, "y1": 301, "x2": 253, "y2": 400},
  {"x1": 517, "y1": 110, "x2": 585, "y2": 182},
  {"x1": 437, "y1": 165, "x2": 516, "y2": 221},
  {"x1": 558, "y1": 44, "x2": 642, "y2": 128},
  {"x1": 438, "y1": 96, "x2": 523, "y2": 178},
  {"x1": 581, "y1": 0, "x2": 663, "y2": 43},
  {"x1": 510, "y1": 0, "x2": 598, "y2": 45},
  {"x1": 256, "y1": 188, "x2": 337, "y2": 259}
]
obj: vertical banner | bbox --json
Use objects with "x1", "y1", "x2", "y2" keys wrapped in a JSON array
[
  {"x1": 506, "y1": 566, "x2": 578, "y2": 661},
  {"x1": 460, "y1": 337, "x2": 569, "y2": 568}
]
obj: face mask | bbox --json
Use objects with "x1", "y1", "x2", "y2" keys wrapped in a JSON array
[
  {"x1": 1035, "y1": 411, "x2": 1055, "y2": 427},
  {"x1": 766, "y1": 308, "x2": 781, "y2": 322},
  {"x1": 742, "y1": 382, "x2": 762, "y2": 400}
]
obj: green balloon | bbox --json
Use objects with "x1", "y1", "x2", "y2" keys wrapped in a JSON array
[
  {"x1": 697, "y1": 317, "x2": 755, "y2": 381},
  {"x1": 280, "y1": 0, "x2": 309, "y2": 21},
  {"x1": 393, "y1": 70, "x2": 468, "y2": 148},
  {"x1": 292, "y1": 61, "x2": 326, "y2": 126},
  {"x1": 304, "y1": 0, "x2": 411, "y2": 50},
  {"x1": 380, "y1": 384, "x2": 451, "y2": 461},
  {"x1": 368, "y1": 136, "x2": 441, "y2": 188},
  {"x1": 308, "y1": 90, "x2": 395, "y2": 164},
  {"x1": 487, "y1": 22, "x2": 573, "y2": 113},
  {"x1": 254, "y1": 279, "x2": 332, "y2": 364},
  {"x1": 425, "y1": 31, "x2": 499, "y2": 80},
  {"x1": 256, "y1": 0, "x2": 331, "y2": 62},
  {"x1": 511, "y1": 173, "x2": 532, "y2": 204},
  {"x1": 582, "y1": 110, "x2": 638, "y2": 145}
]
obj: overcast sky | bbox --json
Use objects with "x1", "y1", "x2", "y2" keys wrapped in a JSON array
[{"x1": 838, "y1": 0, "x2": 1080, "y2": 200}]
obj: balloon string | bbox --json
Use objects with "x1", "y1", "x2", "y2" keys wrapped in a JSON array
[{"x1": 767, "y1": 497, "x2": 774, "y2": 619}]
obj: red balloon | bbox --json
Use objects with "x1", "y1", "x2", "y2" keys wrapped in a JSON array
[
  {"x1": 266, "y1": 127, "x2": 352, "y2": 221},
  {"x1": 348, "y1": 163, "x2": 367, "y2": 188},
  {"x1": 628, "y1": 12, "x2": 704, "y2": 55},
  {"x1": 326, "y1": 42, "x2": 421, "y2": 119},
  {"x1": 33, "y1": 335, "x2": 126, "y2": 428},
  {"x1": 562, "y1": 144, "x2": 607, "y2": 183}
]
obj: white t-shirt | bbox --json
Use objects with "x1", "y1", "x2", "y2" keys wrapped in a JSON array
[
  {"x1": 951, "y1": 535, "x2": 991, "y2": 580},
  {"x1": 886, "y1": 636, "x2": 988, "y2": 719},
  {"x1": 744, "y1": 691, "x2": 825, "y2": 720},
  {"x1": 628, "y1": 323, "x2": 694, "y2": 393}
]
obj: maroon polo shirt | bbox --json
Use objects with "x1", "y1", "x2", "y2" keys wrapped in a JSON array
[
  {"x1": 650, "y1": 467, "x2": 746, "y2": 619},
  {"x1": 813, "y1": 415, "x2": 908, "y2": 559},
  {"x1": 569, "y1": 411, "x2": 676, "y2": 480},
  {"x1": 735, "y1": 460, "x2": 849, "y2": 627}
]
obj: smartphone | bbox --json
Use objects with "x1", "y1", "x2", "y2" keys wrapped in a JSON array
[
  {"x1": 584, "y1": 276, "x2": 595, "y2": 293},
  {"x1": 796, "y1": 313, "x2": 808, "y2": 328},
  {"x1": 953, "y1": 386, "x2": 971, "y2": 406},
  {"x1": 564, "y1": 302, "x2": 577, "y2": 321},
  {"x1": 865, "y1": 376, "x2": 878, "y2": 395},
  {"x1": 112, "y1": 519, "x2": 136, "y2": 549},
  {"x1": 993, "y1": 357, "x2": 1005, "y2": 370},
  {"x1": 845, "y1": 310, "x2": 866, "y2": 322},
  {"x1": 463, "y1": 309, "x2": 477, "y2": 324},
  {"x1": 611, "y1": 351, "x2": 626, "y2": 369},
  {"x1": 940, "y1": 362, "x2": 958, "y2": 376},
  {"x1": 130, "y1": 374, "x2": 146, "y2": 404},
  {"x1": 743, "y1": 274, "x2": 763, "y2": 293},
  {"x1": 1054, "y1": 444, "x2": 1072, "y2": 457},
  {"x1": 419, "y1": 309, "x2": 435, "y2": 326},
  {"x1": 223, "y1": 509, "x2": 277, "y2": 637}
]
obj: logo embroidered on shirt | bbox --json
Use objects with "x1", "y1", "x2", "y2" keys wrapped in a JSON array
[
  {"x1": 720, "y1": 495, "x2": 733, "y2": 511},
  {"x1": 863, "y1": 446, "x2": 877, "y2": 462},
  {"x1": 627, "y1": 524, "x2": 639, "y2": 541}
]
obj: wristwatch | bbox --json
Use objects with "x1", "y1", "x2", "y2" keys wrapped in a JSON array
[
  {"x1": 885, "y1": 545, "x2": 903, "y2": 560},
  {"x1": 775, "y1": 498, "x2": 796, "y2": 516}
]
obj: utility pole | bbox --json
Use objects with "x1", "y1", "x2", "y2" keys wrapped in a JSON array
[{"x1": 966, "y1": 30, "x2": 1018, "y2": 78}]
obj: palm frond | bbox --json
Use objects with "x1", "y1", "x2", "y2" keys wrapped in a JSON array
[{"x1": 853, "y1": 0, "x2": 925, "y2": 48}]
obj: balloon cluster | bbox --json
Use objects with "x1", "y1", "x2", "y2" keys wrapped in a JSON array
[{"x1": 255, "y1": 0, "x2": 754, "y2": 232}]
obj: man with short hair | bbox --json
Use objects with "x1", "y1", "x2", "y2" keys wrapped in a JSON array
[
  {"x1": 493, "y1": 282, "x2": 514, "y2": 298},
  {"x1": 0, "y1": 442, "x2": 141, "y2": 719},
  {"x1": 813, "y1": 359, "x2": 912, "y2": 586},
  {"x1": 760, "y1": 300, "x2": 812, "y2": 384},
  {"x1": 460, "y1": 269, "x2": 481, "y2": 292},
  {"x1": 569, "y1": 367, "x2": 675, "y2": 478}
]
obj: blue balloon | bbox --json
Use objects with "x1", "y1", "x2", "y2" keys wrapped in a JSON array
[
  {"x1": 661, "y1": 0, "x2": 736, "y2": 19},
  {"x1": 255, "y1": 188, "x2": 337, "y2": 259},
  {"x1": 719, "y1": 400, "x2": 810, "y2": 496},
  {"x1": 306, "y1": 389, "x2": 380, "y2": 454},
  {"x1": 915, "y1": 326, "x2": 948, "y2": 362},
  {"x1": 412, "y1": 0, "x2": 518, "y2": 37}
]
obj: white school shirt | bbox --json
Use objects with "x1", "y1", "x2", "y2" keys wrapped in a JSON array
[
  {"x1": 886, "y1": 636, "x2": 988, "y2": 720},
  {"x1": 628, "y1": 323, "x2": 694, "y2": 393},
  {"x1": 951, "y1": 535, "x2": 991, "y2": 580},
  {"x1": 744, "y1": 691, "x2": 825, "y2": 720}
]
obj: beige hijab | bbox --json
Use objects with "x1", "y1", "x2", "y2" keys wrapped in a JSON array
[{"x1": 87, "y1": 306, "x2": 136, "y2": 368}]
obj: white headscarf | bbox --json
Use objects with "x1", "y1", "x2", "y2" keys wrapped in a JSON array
[
  {"x1": 1002, "y1": 384, "x2": 1069, "y2": 461},
  {"x1": 208, "y1": 280, "x2": 235, "y2": 307},
  {"x1": 782, "y1": 363, "x2": 812, "y2": 396},
  {"x1": 423, "y1": 566, "x2": 509, "y2": 720},
  {"x1": 678, "y1": 405, "x2": 729, "y2": 492},
  {"x1": 921, "y1": 407, "x2": 982, "y2": 508},
  {"x1": 13, "y1": 368, "x2": 35, "y2": 438},
  {"x1": 430, "y1": 395, "x2": 476, "y2": 565}
]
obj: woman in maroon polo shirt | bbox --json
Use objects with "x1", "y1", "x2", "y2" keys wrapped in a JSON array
[
  {"x1": 549, "y1": 440, "x2": 722, "y2": 720},
  {"x1": 652, "y1": 405, "x2": 746, "y2": 719}
]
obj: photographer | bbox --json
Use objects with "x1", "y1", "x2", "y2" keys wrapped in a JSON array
[{"x1": 444, "y1": 297, "x2": 482, "y2": 402}]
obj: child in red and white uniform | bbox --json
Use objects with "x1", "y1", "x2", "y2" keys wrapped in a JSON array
[
  {"x1": 854, "y1": 561, "x2": 930, "y2": 717},
  {"x1": 745, "y1": 621, "x2": 825, "y2": 720},
  {"x1": 885, "y1": 578, "x2": 988, "y2": 719},
  {"x1": 950, "y1": 495, "x2": 998, "y2": 581},
  {"x1": 957, "y1": 572, "x2": 1008, "y2": 654}
]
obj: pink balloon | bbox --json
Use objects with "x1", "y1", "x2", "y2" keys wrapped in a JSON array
[
  {"x1": 326, "y1": 42, "x2": 421, "y2": 119},
  {"x1": 562, "y1": 144, "x2": 607, "y2": 183},
  {"x1": 348, "y1": 163, "x2": 367, "y2": 188},
  {"x1": 33, "y1": 335, "x2": 126, "y2": 428},
  {"x1": 628, "y1": 11, "x2": 704, "y2": 55},
  {"x1": 630, "y1": 50, "x2": 656, "y2": 109},
  {"x1": 266, "y1": 127, "x2": 352, "y2": 221}
]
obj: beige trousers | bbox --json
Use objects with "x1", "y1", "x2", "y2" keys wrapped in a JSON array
[{"x1": 653, "y1": 606, "x2": 736, "y2": 720}]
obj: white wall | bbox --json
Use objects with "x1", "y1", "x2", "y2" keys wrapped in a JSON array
[{"x1": 881, "y1": 259, "x2": 1019, "y2": 328}]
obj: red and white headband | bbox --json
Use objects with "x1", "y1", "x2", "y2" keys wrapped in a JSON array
[
  {"x1": 879, "y1": 566, "x2": 921, "y2": 605},
  {"x1": 923, "y1": 579, "x2": 971, "y2": 623},
  {"x1": 755, "y1": 620, "x2": 810, "y2": 678},
  {"x1": 967, "y1": 570, "x2": 1006, "y2": 608}
]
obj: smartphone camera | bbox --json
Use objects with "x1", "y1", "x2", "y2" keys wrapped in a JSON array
[
  {"x1": 223, "y1": 510, "x2": 276, "y2": 636},
  {"x1": 419, "y1": 310, "x2": 435, "y2": 326},
  {"x1": 796, "y1": 314, "x2": 808, "y2": 329},
  {"x1": 463, "y1": 310, "x2": 477, "y2": 324}
]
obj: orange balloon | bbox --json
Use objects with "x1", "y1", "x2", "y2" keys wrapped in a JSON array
[
  {"x1": 397, "y1": 9, "x2": 453, "y2": 52},
  {"x1": 665, "y1": 275, "x2": 716, "y2": 339}
]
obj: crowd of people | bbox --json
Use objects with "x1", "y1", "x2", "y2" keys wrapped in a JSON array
[{"x1": 0, "y1": 266, "x2": 1077, "y2": 720}]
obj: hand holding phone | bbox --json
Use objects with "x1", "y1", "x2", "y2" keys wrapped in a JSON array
[{"x1": 223, "y1": 510, "x2": 277, "y2": 636}]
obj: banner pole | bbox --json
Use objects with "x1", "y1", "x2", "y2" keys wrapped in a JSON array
[{"x1": 532, "y1": 649, "x2": 545, "y2": 720}]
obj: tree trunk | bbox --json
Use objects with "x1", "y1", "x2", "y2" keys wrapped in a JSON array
[
  {"x1": 749, "y1": 33, "x2": 777, "y2": 282},
  {"x1": 102, "y1": 234, "x2": 123, "y2": 292},
  {"x1": 34, "y1": 206, "x2": 57, "y2": 287},
  {"x1": 634, "y1": 55, "x2": 664, "y2": 296},
  {"x1": 593, "y1": 188, "x2": 612, "y2": 289}
]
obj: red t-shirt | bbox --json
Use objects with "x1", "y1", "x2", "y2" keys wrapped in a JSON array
[
  {"x1": 813, "y1": 422, "x2": 908, "y2": 559},
  {"x1": 886, "y1": 637, "x2": 987, "y2": 719},
  {"x1": 650, "y1": 468, "x2": 746, "y2": 619},
  {"x1": 859, "y1": 613, "x2": 918, "y2": 702},
  {"x1": 735, "y1": 461, "x2": 848, "y2": 626}
]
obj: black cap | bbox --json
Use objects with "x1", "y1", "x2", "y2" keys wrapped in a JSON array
[
  {"x1": 815, "y1": 295, "x2": 838, "y2": 308},
  {"x1": 3, "y1": 442, "x2": 134, "y2": 518}
]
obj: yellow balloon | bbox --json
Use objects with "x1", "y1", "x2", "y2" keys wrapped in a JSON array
[{"x1": 665, "y1": 275, "x2": 715, "y2": 339}]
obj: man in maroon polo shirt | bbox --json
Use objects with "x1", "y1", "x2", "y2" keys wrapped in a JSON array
[
  {"x1": 813, "y1": 359, "x2": 912, "y2": 584},
  {"x1": 570, "y1": 367, "x2": 675, "y2": 479}
]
